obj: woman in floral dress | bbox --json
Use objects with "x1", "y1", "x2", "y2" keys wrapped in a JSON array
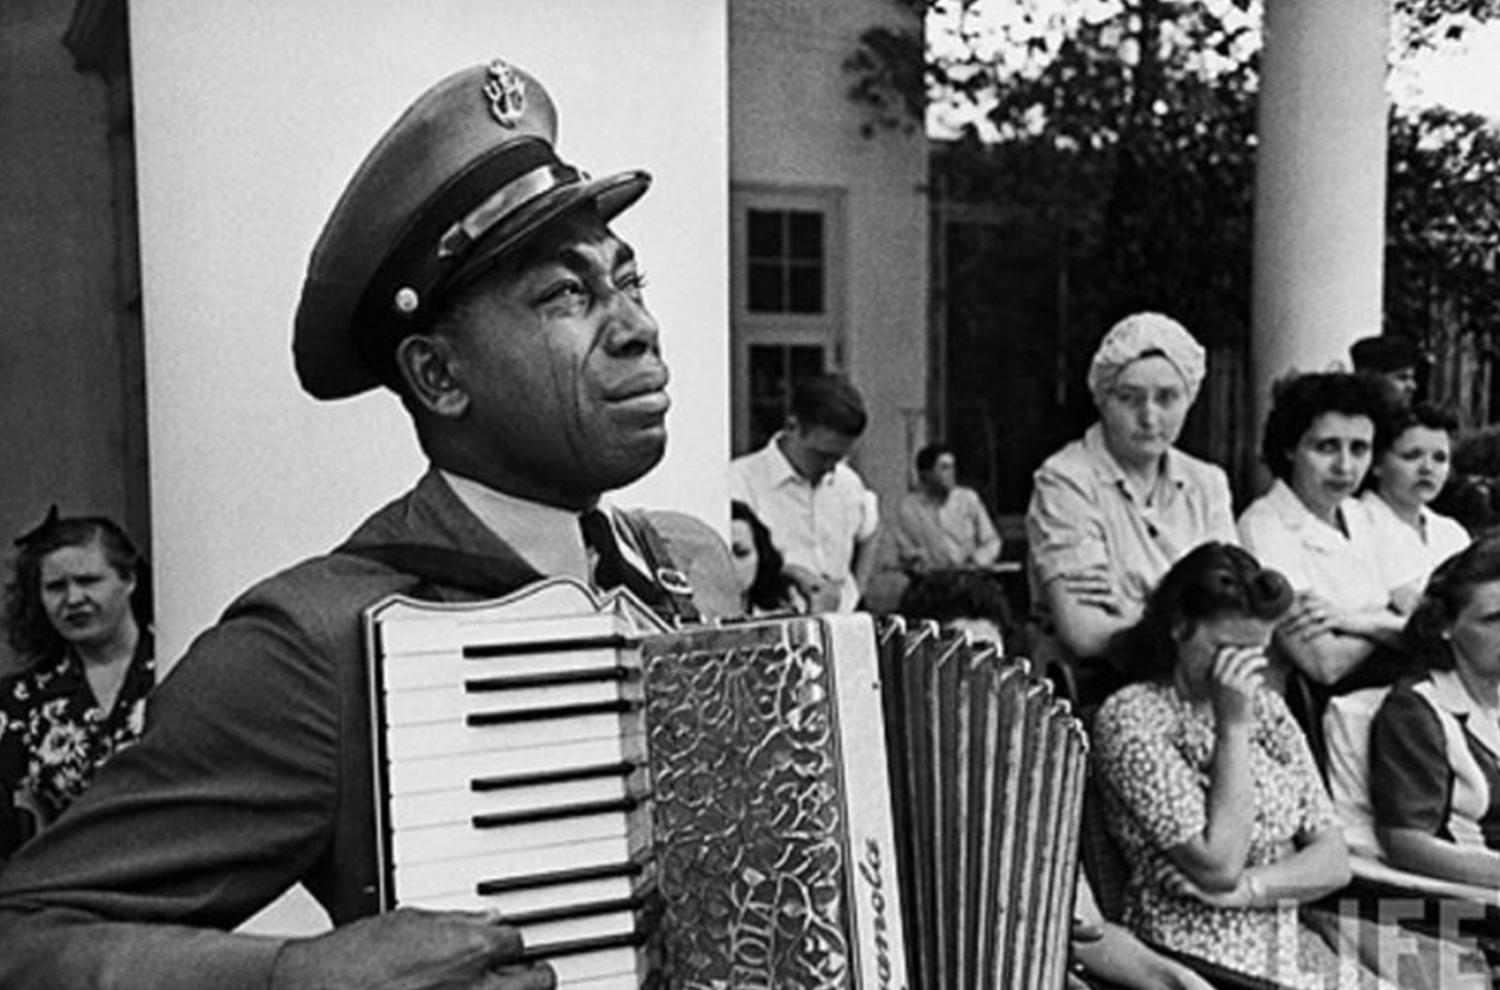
[
  {"x1": 1093, "y1": 542, "x2": 1389, "y2": 989},
  {"x1": 0, "y1": 510, "x2": 153, "y2": 856}
]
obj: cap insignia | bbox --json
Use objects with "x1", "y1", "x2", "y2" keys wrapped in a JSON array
[{"x1": 483, "y1": 59, "x2": 527, "y2": 128}]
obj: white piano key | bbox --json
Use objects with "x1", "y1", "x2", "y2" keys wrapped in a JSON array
[
  {"x1": 545, "y1": 946, "x2": 644, "y2": 985},
  {"x1": 381, "y1": 645, "x2": 638, "y2": 692},
  {"x1": 384, "y1": 712, "x2": 635, "y2": 760},
  {"x1": 377, "y1": 608, "x2": 632, "y2": 656},
  {"x1": 520, "y1": 910, "x2": 637, "y2": 950},
  {"x1": 392, "y1": 836, "x2": 644, "y2": 900},
  {"x1": 405, "y1": 872, "x2": 644, "y2": 917},
  {"x1": 392, "y1": 809, "x2": 634, "y2": 864},
  {"x1": 384, "y1": 678, "x2": 639, "y2": 727},
  {"x1": 388, "y1": 774, "x2": 642, "y2": 830},
  {"x1": 385, "y1": 735, "x2": 647, "y2": 796}
]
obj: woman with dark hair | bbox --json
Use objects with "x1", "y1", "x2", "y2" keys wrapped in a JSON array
[
  {"x1": 1238, "y1": 372, "x2": 1403, "y2": 688},
  {"x1": 1093, "y1": 543, "x2": 1379, "y2": 988},
  {"x1": 0, "y1": 509, "x2": 153, "y2": 855},
  {"x1": 1359, "y1": 403, "x2": 1469, "y2": 614},
  {"x1": 1368, "y1": 536, "x2": 1500, "y2": 887},
  {"x1": 729, "y1": 500, "x2": 804, "y2": 615}
]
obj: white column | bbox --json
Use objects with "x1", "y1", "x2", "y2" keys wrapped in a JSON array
[{"x1": 1251, "y1": 0, "x2": 1390, "y2": 427}]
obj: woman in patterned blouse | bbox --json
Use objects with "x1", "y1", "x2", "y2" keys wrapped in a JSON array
[
  {"x1": 0, "y1": 510, "x2": 153, "y2": 856},
  {"x1": 1093, "y1": 542, "x2": 1390, "y2": 989}
]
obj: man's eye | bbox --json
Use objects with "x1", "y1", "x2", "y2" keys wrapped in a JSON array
[
  {"x1": 619, "y1": 270, "x2": 648, "y2": 295},
  {"x1": 541, "y1": 280, "x2": 588, "y2": 305}
]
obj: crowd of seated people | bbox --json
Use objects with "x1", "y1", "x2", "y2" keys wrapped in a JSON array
[{"x1": 714, "y1": 315, "x2": 1496, "y2": 987}]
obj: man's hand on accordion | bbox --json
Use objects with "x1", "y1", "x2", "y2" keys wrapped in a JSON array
[{"x1": 269, "y1": 906, "x2": 558, "y2": 990}]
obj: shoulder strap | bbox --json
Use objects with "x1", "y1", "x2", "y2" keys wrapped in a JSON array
[
  {"x1": 340, "y1": 542, "x2": 545, "y2": 601},
  {"x1": 619, "y1": 513, "x2": 701, "y2": 625}
]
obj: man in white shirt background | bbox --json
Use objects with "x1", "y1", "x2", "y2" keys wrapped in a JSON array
[{"x1": 730, "y1": 373, "x2": 879, "y2": 613}]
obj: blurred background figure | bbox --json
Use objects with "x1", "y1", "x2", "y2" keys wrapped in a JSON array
[
  {"x1": 894, "y1": 442, "x2": 1001, "y2": 576},
  {"x1": 1359, "y1": 402, "x2": 1470, "y2": 614},
  {"x1": 729, "y1": 500, "x2": 805, "y2": 616},
  {"x1": 0, "y1": 509, "x2": 153, "y2": 857},
  {"x1": 897, "y1": 567, "x2": 1011, "y2": 652},
  {"x1": 731, "y1": 373, "x2": 879, "y2": 613},
  {"x1": 1350, "y1": 334, "x2": 1426, "y2": 411}
]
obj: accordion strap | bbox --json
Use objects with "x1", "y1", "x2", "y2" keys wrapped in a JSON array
[
  {"x1": 340, "y1": 542, "x2": 544, "y2": 601},
  {"x1": 616, "y1": 511, "x2": 701, "y2": 626}
]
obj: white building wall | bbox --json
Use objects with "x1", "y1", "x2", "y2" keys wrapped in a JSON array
[{"x1": 729, "y1": 0, "x2": 930, "y2": 521}]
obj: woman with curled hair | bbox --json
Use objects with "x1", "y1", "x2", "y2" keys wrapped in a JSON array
[
  {"x1": 0, "y1": 509, "x2": 153, "y2": 856},
  {"x1": 1238, "y1": 372, "x2": 1403, "y2": 689},
  {"x1": 1358, "y1": 403, "x2": 1469, "y2": 616},
  {"x1": 1093, "y1": 543, "x2": 1382, "y2": 988},
  {"x1": 1368, "y1": 537, "x2": 1500, "y2": 887}
]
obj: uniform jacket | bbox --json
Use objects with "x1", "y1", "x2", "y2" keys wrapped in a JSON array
[{"x1": 0, "y1": 469, "x2": 738, "y2": 990}]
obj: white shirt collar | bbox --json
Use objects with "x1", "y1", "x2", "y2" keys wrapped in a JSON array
[
  {"x1": 1427, "y1": 669, "x2": 1500, "y2": 759},
  {"x1": 439, "y1": 470, "x2": 591, "y2": 582},
  {"x1": 438, "y1": 470, "x2": 654, "y2": 589}
]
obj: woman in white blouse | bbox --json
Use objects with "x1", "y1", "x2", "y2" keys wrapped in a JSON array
[
  {"x1": 1359, "y1": 403, "x2": 1470, "y2": 614},
  {"x1": 1238, "y1": 373, "x2": 1404, "y2": 690}
]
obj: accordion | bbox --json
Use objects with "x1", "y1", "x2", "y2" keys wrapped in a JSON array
[{"x1": 365, "y1": 577, "x2": 1087, "y2": 990}]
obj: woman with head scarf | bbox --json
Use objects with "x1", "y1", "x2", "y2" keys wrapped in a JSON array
[{"x1": 1026, "y1": 313, "x2": 1237, "y2": 700}]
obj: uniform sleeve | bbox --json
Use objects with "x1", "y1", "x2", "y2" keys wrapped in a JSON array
[
  {"x1": 1026, "y1": 464, "x2": 1109, "y2": 586},
  {"x1": 1368, "y1": 686, "x2": 1450, "y2": 835},
  {"x1": 1092, "y1": 691, "x2": 1206, "y2": 852},
  {"x1": 0, "y1": 599, "x2": 343, "y2": 990}
]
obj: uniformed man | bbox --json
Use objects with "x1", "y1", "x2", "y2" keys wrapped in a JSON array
[{"x1": 0, "y1": 58, "x2": 736, "y2": 990}]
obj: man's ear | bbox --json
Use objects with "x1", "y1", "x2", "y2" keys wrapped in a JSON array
[{"x1": 395, "y1": 334, "x2": 470, "y2": 418}]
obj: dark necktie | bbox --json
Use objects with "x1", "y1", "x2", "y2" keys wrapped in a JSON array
[{"x1": 579, "y1": 508, "x2": 665, "y2": 608}]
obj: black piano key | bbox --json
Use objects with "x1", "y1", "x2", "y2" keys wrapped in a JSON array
[
  {"x1": 463, "y1": 634, "x2": 634, "y2": 659},
  {"x1": 518, "y1": 930, "x2": 646, "y2": 963},
  {"x1": 466, "y1": 699, "x2": 636, "y2": 726},
  {"x1": 471, "y1": 760, "x2": 637, "y2": 792},
  {"x1": 472, "y1": 795, "x2": 640, "y2": 829},
  {"x1": 505, "y1": 895, "x2": 646, "y2": 928},
  {"x1": 477, "y1": 859, "x2": 643, "y2": 896},
  {"x1": 464, "y1": 665, "x2": 636, "y2": 693}
]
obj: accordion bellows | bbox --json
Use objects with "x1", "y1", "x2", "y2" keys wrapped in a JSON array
[{"x1": 365, "y1": 578, "x2": 1086, "y2": 989}]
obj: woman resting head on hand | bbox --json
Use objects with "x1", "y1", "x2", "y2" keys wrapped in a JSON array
[{"x1": 1093, "y1": 542, "x2": 1390, "y2": 989}]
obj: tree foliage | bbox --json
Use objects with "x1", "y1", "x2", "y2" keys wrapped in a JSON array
[{"x1": 848, "y1": 0, "x2": 1500, "y2": 430}]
